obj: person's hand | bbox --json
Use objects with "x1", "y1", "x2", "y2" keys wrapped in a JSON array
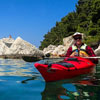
[
  {"x1": 80, "y1": 52, "x2": 88, "y2": 57},
  {"x1": 59, "y1": 54, "x2": 65, "y2": 57},
  {"x1": 70, "y1": 52, "x2": 78, "y2": 57}
]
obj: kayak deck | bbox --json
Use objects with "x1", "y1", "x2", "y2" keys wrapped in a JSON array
[{"x1": 34, "y1": 57, "x2": 95, "y2": 82}]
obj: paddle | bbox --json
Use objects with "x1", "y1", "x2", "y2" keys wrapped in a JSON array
[
  {"x1": 22, "y1": 56, "x2": 100, "y2": 62},
  {"x1": 22, "y1": 56, "x2": 65, "y2": 62}
]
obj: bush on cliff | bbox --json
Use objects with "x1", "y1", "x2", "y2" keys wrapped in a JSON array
[{"x1": 39, "y1": 0, "x2": 100, "y2": 50}]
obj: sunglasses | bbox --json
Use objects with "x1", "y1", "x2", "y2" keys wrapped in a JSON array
[{"x1": 74, "y1": 36, "x2": 82, "y2": 40}]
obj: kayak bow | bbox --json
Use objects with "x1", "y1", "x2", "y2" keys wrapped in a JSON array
[{"x1": 34, "y1": 57, "x2": 96, "y2": 82}]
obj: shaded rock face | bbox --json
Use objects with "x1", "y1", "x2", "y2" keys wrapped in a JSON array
[
  {"x1": 90, "y1": 42, "x2": 100, "y2": 50},
  {"x1": 0, "y1": 38, "x2": 14, "y2": 48}
]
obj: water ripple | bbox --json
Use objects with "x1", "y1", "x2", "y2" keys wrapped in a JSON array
[{"x1": 0, "y1": 58, "x2": 37, "y2": 77}]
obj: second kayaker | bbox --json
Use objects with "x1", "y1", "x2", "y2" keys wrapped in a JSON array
[{"x1": 65, "y1": 32, "x2": 98, "y2": 64}]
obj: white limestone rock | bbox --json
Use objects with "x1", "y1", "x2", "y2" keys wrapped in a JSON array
[
  {"x1": 5, "y1": 37, "x2": 44, "y2": 56},
  {"x1": 0, "y1": 37, "x2": 14, "y2": 48},
  {"x1": 43, "y1": 45, "x2": 57, "y2": 55},
  {"x1": 94, "y1": 44, "x2": 100, "y2": 56},
  {"x1": 52, "y1": 45, "x2": 67, "y2": 56},
  {"x1": 63, "y1": 36, "x2": 74, "y2": 48},
  {"x1": 0, "y1": 41, "x2": 9, "y2": 55}
]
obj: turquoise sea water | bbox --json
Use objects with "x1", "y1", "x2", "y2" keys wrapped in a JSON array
[{"x1": 0, "y1": 58, "x2": 100, "y2": 100}]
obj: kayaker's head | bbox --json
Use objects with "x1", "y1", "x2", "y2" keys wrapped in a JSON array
[{"x1": 73, "y1": 32, "x2": 82, "y2": 45}]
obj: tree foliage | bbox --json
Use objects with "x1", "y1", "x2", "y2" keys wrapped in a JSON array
[{"x1": 39, "y1": 0, "x2": 100, "y2": 50}]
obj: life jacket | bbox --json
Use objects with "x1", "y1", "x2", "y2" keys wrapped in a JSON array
[{"x1": 71, "y1": 44, "x2": 89, "y2": 57}]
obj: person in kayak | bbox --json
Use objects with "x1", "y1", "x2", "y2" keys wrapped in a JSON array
[{"x1": 65, "y1": 32, "x2": 98, "y2": 64}]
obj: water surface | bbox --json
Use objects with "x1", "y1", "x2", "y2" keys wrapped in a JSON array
[{"x1": 0, "y1": 58, "x2": 100, "y2": 100}]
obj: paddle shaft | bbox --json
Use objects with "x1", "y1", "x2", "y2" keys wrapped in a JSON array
[
  {"x1": 22, "y1": 56, "x2": 100, "y2": 62},
  {"x1": 84, "y1": 57, "x2": 100, "y2": 59},
  {"x1": 44, "y1": 56, "x2": 100, "y2": 59}
]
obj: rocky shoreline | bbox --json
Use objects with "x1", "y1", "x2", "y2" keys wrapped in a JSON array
[
  {"x1": 0, "y1": 36, "x2": 44, "y2": 59},
  {"x1": 0, "y1": 35, "x2": 100, "y2": 60},
  {"x1": 42, "y1": 35, "x2": 100, "y2": 57}
]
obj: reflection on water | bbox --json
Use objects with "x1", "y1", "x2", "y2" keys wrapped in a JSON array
[
  {"x1": 42, "y1": 77, "x2": 100, "y2": 100},
  {"x1": 41, "y1": 62, "x2": 100, "y2": 100}
]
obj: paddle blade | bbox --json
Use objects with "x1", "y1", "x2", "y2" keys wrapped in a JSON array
[{"x1": 22, "y1": 56, "x2": 42, "y2": 62}]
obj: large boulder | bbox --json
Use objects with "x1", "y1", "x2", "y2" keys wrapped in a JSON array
[
  {"x1": 43, "y1": 45, "x2": 57, "y2": 55},
  {"x1": 42, "y1": 36, "x2": 74, "y2": 57},
  {"x1": 52, "y1": 45, "x2": 67, "y2": 56},
  {"x1": 63, "y1": 35, "x2": 74, "y2": 47},
  {"x1": 5, "y1": 37, "x2": 44, "y2": 57},
  {"x1": 43, "y1": 36, "x2": 74, "y2": 56},
  {"x1": 94, "y1": 44, "x2": 100, "y2": 56}
]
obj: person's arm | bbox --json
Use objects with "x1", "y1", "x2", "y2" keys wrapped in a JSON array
[
  {"x1": 65, "y1": 47, "x2": 72, "y2": 57},
  {"x1": 86, "y1": 46, "x2": 98, "y2": 64}
]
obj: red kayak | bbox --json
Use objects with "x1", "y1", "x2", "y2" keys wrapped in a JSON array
[{"x1": 34, "y1": 57, "x2": 95, "y2": 82}]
